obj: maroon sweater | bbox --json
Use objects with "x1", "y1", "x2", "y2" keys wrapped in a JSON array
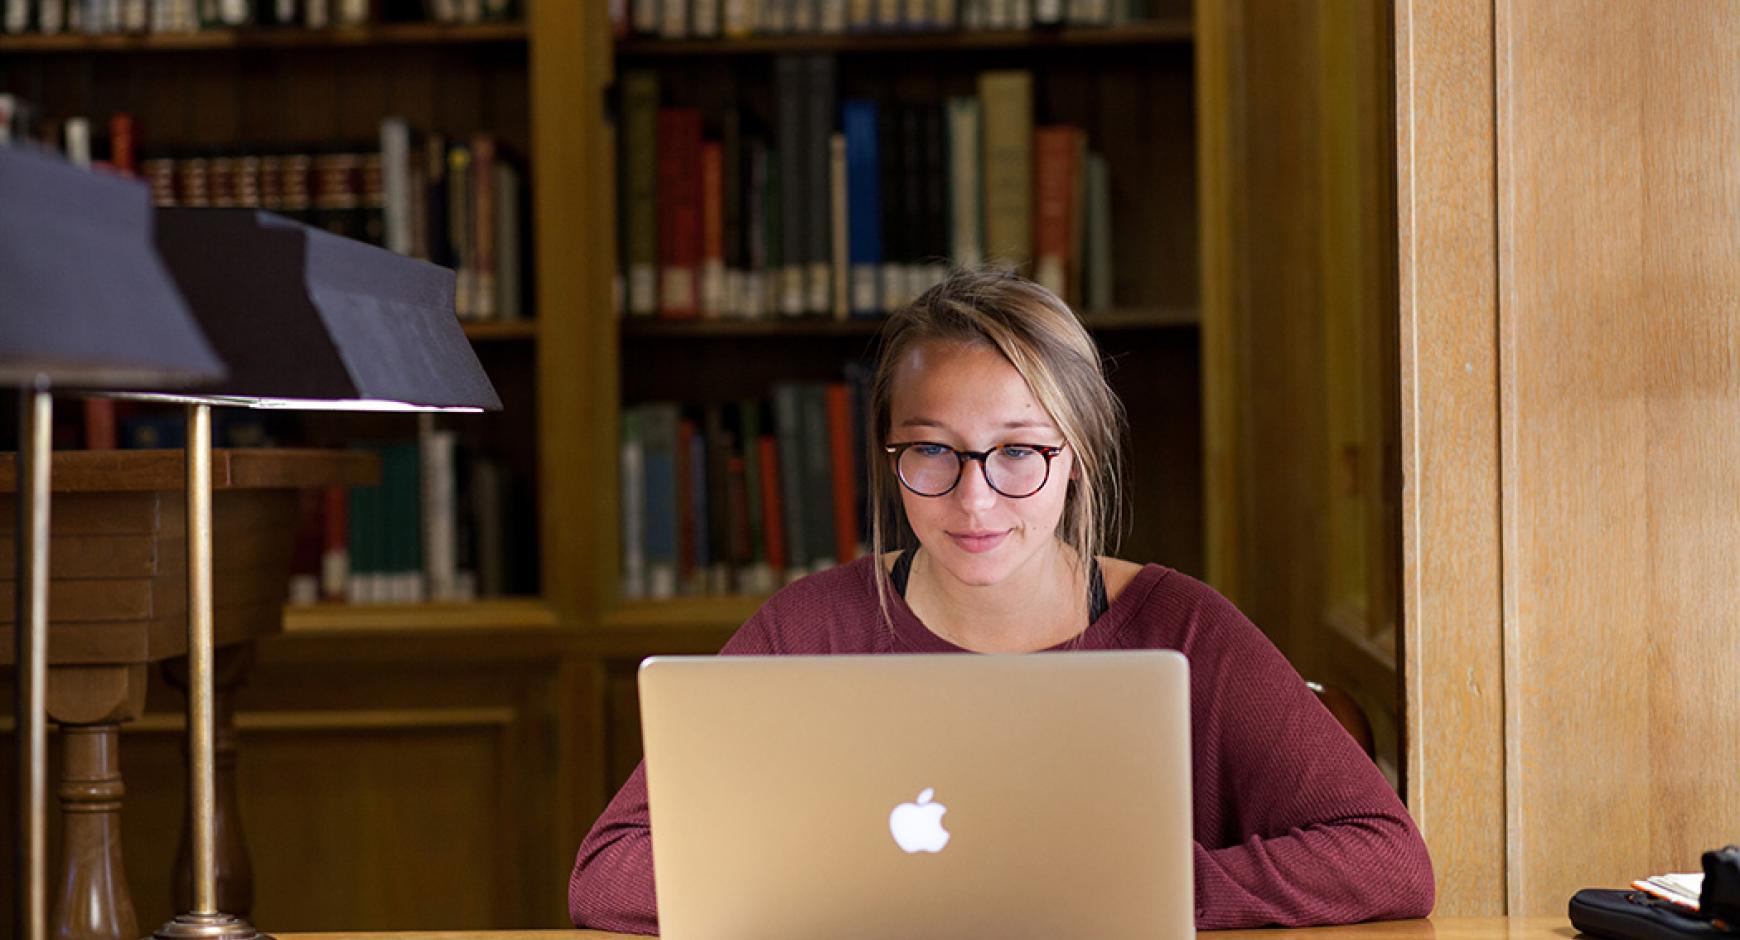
[{"x1": 569, "y1": 557, "x2": 1435, "y2": 932}]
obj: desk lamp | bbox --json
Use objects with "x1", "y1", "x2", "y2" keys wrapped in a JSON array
[
  {"x1": 0, "y1": 145, "x2": 227, "y2": 940},
  {"x1": 136, "y1": 208, "x2": 500, "y2": 940}
]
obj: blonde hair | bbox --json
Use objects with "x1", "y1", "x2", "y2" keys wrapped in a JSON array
[{"x1": 868, "y1": 268, "x2": 1128, "y2": 632}]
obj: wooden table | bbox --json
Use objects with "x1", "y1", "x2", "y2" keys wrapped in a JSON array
[
  {"x1": 278, "y1": 918, "x2": 1582, "y2": 939},
  {"x1": 1, "y1": 448, "x2": 375, "y2": 940}
]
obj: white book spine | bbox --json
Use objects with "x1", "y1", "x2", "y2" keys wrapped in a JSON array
[
  {"x1": 873, "y1": 0, "x2": 898, "y2": 30},
  {"x1": 1010, "y1": 0, "x2": 1029, "y2": 25},
  {"x1": 121, "y1": 0, "x2": 146, "y2": 29},
  {"x1": 659, "y1": 0, "x2": 686, "y2": 37},
  {"x1": 64, "y1": 118, "x2": 92, "y2": 167},
  {"x1": 781, "y1": 266, "x2": 805, "y2": 316},
  {"x1": 420, "y1": 426, "x2": 458, "y2": 603},
  {"x1": 693, "y1": 0, "x2": 718, "y2": 35},
  {"x1": 632, "y1": 0, "x2": 657, "y2": 33},
  {"x1": 381, "y1": 118, "x2": 412, "y2": 256},
  {"x1": 701, "y1": 260, "x2": 727, "y2": 317},
  {"x1": 338, "y1": 0, "x2": 368, "y2": 23},
  {"x1": 2, "y1": 0, "x2": 26, "y2": 33},
  {"x1": 806, "y1": 262, "x2": 830, "y2": 316},
  {"x1": 662, "y1": 267, "x2": 697, "y2": 315},
  {"x1": 630, "y1": 264, "x2": 658, "y2": 316},
  {"x1": 948, "y1": 99, "x2": 982, "y2": 267},
  {"x1": 819, "y1": 0, "x2": 844, "y2": 31},
  {"x1": 851, "y1": 265, "x2": 879, "y2": 315},
  {"x1": 304, "y1": 0, "x2": 329, "y2": 27},
  {"x1": 723, "y1": 0, "x2": 749, "y2": 35}
]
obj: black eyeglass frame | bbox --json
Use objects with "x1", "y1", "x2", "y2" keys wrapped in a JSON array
[{"x1": 883, "y1": 441, "x2": 1068, "y2": 499}]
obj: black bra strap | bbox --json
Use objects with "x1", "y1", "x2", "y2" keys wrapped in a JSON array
[{"x1": 891, "y1": 545, "x2": 1110, "y2": 624}]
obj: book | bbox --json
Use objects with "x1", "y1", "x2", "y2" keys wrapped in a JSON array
[
  {"x1": 471, "y1": 134, "x2": 497, "y2": 320},
  {"x1": 657, "y1": 108, "x2": 703, "y2": 318},
  {"x1": 826, "y1": 382, "x2": 859, "y2": 563},
  {"x1": 492, "y1": 159, "x2": 524, "y2": 320},
  {"x1": 772, "y1": 384, "x2": 809, "y2": 575},
  {"x1": 619, "y1": 409, "x2": 647, "y2": 599},
  {"x1": 842, "y1": 99, "x2": 883, "y2": 318},
  {"x1": 700, "y1": 141, "x2": 726, "y2": 317},
  {"x1": 804, "y1": 54, "x2": 836, "y2": 315},
  {"x1": 775, "y1": 55, "x2": 807, "y2": 317},
  {"x1": 640, "y1": 403, "x2": 681, "y2": 599},
  {"x1": 946, "y1": 96, "x2": 983, "y2": 270},
  {"x1": 1034, "y1": 124, "x2": 1082, "y2": 301},
  {"x1": 829, "y1": 132, "x2": 849, "y2": 321},
  {"x1": 623, "y1": 71, "x2": 662, "y2": 317},
  {"x1": 979, "y1": 70, "x2": 1034, "y2": 273},
  {"x1": 1084, "y1": 151, "x2": 1113, "y2": 312}
]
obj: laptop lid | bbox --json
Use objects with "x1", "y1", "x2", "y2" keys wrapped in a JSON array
[{"x1": 639, "y1": 651, "x2": 1194, "y2": 940}]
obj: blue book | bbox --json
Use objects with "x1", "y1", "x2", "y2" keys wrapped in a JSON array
[
  {"x1": 842, "y1": 99, "x2": 883, "y2": 318},
  {"x1": 640, "y1": 403, "x2": 681, "y2": 599}
]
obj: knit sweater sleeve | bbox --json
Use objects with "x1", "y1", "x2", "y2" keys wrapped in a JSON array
[
  {"x1": 566, "y1": 603, "x2": 784, "y2": 933},
  {"x1": 1172, "y1": 582, "x2": 1435, "y2": 928}
]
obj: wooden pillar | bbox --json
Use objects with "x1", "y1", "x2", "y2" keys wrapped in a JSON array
[{"x1": 44, "y1": 664, "x2": 147, "y2": 940}]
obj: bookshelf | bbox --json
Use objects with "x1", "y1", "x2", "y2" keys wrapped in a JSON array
[
  {"x1": 614, "y1": 19, "x2": 1191, "y2": 56},
  {"x1": 0, "y1": 20, "x2": 525, "y2": 52}
]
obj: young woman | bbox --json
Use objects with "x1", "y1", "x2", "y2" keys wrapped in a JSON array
[{"x1": 569, "y1": 270, "x2": 1434, "y2": 932}]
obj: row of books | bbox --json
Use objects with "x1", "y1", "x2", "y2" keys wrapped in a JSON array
[
  {"x1": 619, "y1": 64, "x2": 1112, "y2": 321},
  {"x1": 288, "y1": 425, "x2": 532, "y2": 606},
  {"x1": 1, "y1": 0, "x2": 515, "y2": 35},
  {"x1": 0, "y1": 105, "x2": 528, "y2": 321},
  {"x1": 620, "y1": 371, "x2": 872, "y2": 600},
  {"x1": 610, "y1": 0, "x2": 1154, "y2": 39}
]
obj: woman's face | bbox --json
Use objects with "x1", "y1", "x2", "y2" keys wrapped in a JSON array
[{"x1": 887, "y1": 340, "x2": 1074, "y2": 590}]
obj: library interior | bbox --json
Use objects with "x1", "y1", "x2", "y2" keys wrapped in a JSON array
[{"x1": 2, "y1": 1, "x2": 1737, "y2": 939}]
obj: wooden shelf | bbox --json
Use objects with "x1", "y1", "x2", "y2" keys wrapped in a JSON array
[
  {"x1": 462, "y1": 320, "x2": 539, "y2": 342},
  {"x1": 281, "y1": 597, "x2": 558, "y2": 634},
  {"x1": 599, "y1": 594, "x2": 768, "y2": 631},
  {"x1": 619, "y1": 306, "x2": 1198, "y2": 338},
  {"x1": 0, "y1": 21, "x2": 526, "y2": 53},
  {"x1": 615, "y1": 19, "x2": 1191, "y2": 56}
]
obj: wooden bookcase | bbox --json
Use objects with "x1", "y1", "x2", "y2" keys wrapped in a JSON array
[{"x1": 2, "y1": 0, "x2": 1401, "y2": 930}]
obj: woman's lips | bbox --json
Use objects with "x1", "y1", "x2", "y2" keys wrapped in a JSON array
[{"x1": 949, "y1": 530, "x2": 1009, "y2": 554}]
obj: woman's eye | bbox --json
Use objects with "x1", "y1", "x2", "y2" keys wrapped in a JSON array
[
  {"x1": 998, "y1": 446, "x2": 1037, "y2": 459},
  {"x1": 914, "y1": 444, "x2": 951, "y2": 458}
]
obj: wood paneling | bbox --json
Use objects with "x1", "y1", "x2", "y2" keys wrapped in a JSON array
[
  {"x1": 1495, "y1": 0, "x2": 1740, "y2": 914},
  {"x1": 1394, "y1": 0, "x2": 1507, "y2": 917},
  {"x1": 1196, "y1": 0, "x2": 1399, "y2": 768}
]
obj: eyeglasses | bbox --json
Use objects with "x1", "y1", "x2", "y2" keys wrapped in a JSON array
[{"x1": 884, "y1": 441, "x2": 1067, "y2": 499}]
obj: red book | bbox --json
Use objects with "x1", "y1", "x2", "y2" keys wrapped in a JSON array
[
  {"x1": 825, "y1": 383, "x2": 859, "y2": 563},
  {"x1": 657, "y1": 108, "x2": 704, "y2": 318},
  {"x1": 82, "y1": 399, "x2": 117, "y2": 450},
  {"x1": 1033, "y1": 125, "x2": 1082, "y2": 303},
  {"x1": 108, "y1": 113, "x2": 137, "y2": 178},
  {"x1": 700, "y1": 140, "x2": 725, "y2": 317},
  {"x1": 759, "y1": 435, "x2": 786, "y2": 573},
  {"x1": 321, "y1": 484, "x2": 350, "y2": 602}
]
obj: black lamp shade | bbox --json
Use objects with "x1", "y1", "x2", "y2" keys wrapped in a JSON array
[
  {"x1": 0, "y1": 144, "x2": 226, "y2": 388},
  {"x1": 151, "y1": 209, "x2": 501, "y2": 412}
]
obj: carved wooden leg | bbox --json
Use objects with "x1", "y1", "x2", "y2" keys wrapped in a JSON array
[
  {"x1": 43, "y1": 664, "x2": 147, "y2": 940},
  {"x1": 165, "y1": 645, "x2": 255, "y2": 918},
  {"x1": 53, "y1": 725, "x2": 136, "y2": 940}
]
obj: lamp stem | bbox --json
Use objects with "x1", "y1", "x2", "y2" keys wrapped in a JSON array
[
  {"x1": 153, "y1": 404, "x2": 264, "y2": 940},
  {"x1": 15, "y1": 384, "x2": 51, "y2": 940},
  {"x1": 187, "y1": 402, "x2": 217, "y2": 915}
]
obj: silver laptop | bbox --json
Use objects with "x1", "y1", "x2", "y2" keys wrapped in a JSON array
[{"x1": 638, "y1": 651, "x2": 1194, "y2": 940}]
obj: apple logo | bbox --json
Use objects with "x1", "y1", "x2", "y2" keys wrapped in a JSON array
[{"x1": 888, "y1": 788, "x2": 951, "y2": 854}]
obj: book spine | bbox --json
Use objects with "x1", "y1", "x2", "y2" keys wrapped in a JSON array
[
  {"x1": 979, "y1": 70, "x2": 1034, "y2": 273},
  {"x1": 805, "y1": 54, "x2": 836, "y2": 315},
  {"x1": 738, "y1": 400, "x2": 769, "y2": 588},
  {"x1": 920, "y1": 103, "x2": 948, "y2": 291},
  {"x1": 641, "y1": 403, "x2": 680, "y2": 599},
  {"x1": 1084, "y1": 152, "x2": 1113, "y2": 312},
  {"x1": 703, "y1": 404, "x2": 732, "y2": 593},
  {"x1": 657, "y1": 108, "x2": 703, "y2": 318},
  {"x1": 493, "y1": 161, "x2": 523, "y2": 320},
  {"x1": 321, "y1": 484, "x2": 349, "y2": 602},
  {"x1": 700, "y1": 140, "x2": 726, "y2": 318},
  {"x1": 772, "y1": 384, "x2": 808, "y2": 574},
  {"x1": 471, "y1": 134, "x2": 497, "y2": 319},
  {"x1": 800, "y1": 384, "x2": 838, "y2": 569},
  {"x1": 877, "y1": 105, "x2": 904, "y2": 312},
  {"x1": 420, "y1": 420, "x2": 459, "y2": 602},
  {"x1": 693, "y1": 0, "x2": 719, "y2": 36},
  {"x1": 619, "y1": 410, "x2": 647, "y2": 600},
  {"x1": 623, "y1": 71, "x2": 662, "y2": 316},
  {"x1": 829, "y1": 132, "x2": 849, "y2": 321},
  {"x1": 721, "y1": 109, "x2": 744, "y2": 318},
  {"x1": 826, "y1": 383, "x2": 859, "y2": 563},
  {"x1": 658, "y1": 0, "x2": 684, "y2": 38},
  {"x1": 775, "y1": 55, "x2": 807, "y2": 316},
  {"x1": 108, "y1": 113, "x2": 136, "y2": 175},
  {"x1": 1033, "y1": 125, "x2": 1075, "y2": 299},
  {"x1": 946, "y1": 97, "x2": 982, "y2": 269},
  {"x1": 842, "y1": 100, "x2": 882, "y2": 318},
  {"x1": 381, "y1": 117, "x2": 413, "y2": 254},
  {"x1": 758, "y1": 434, "x2": 786, "y2": 576}
]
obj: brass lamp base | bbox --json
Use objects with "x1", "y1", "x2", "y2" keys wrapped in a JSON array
[{"x1": 152, "y1": 912, "x2": 272, "y2": 940}]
